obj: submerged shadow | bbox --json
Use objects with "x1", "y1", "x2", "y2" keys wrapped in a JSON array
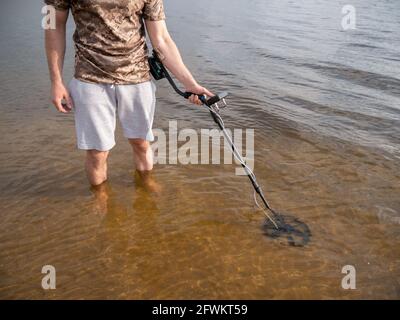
[{"x1": 262, "y1": 213, "x2": 312, "y2": 247}]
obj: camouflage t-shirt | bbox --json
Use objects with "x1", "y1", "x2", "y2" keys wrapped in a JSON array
[{"x1": 45, "y1": 0, "x2": 165, "y2": 84}]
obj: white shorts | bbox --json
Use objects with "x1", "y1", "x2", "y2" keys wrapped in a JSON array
[{"x1": 68, "y1": 78, "x2": 156, "y2": 152}]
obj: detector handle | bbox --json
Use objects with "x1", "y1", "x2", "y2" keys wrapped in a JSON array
[
  {"x1": 149, "y1": 50, "x2": 228, "y2": 107},
  {"x1": 184, "y1": 91, "x2": 229, "y2": 107}
]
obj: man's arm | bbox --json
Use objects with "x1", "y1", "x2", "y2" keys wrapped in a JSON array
[
  {"x1": 145, "y1": 20, "x2": 213, "y2": 105},
  {"x1": 45, "y1": 9, "x2": 73, "y2": 113}
]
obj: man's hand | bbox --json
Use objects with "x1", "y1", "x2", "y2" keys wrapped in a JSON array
[
  {"x1": 45, "y1": 8, "x2": 70, "y2": 113},
  {"x1": 185, "y1": 83, "x2": 214, "y2": 106},
  {"x1": 51, "y1": 81, "x2": 73, "y2": 113}
]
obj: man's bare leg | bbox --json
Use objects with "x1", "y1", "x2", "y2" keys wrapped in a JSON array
[
  {"x1": 129, "y1": 139, "x2": 161, "y2": 193},
  {"x1": 86, "y1": 150, "x2": 109, "y2": 186},
  {"x1": 129, "y1": 139, "x2": 153, "y2": 171},
  {"x1": 90, "y1": 181, "x2": 111, "y2": 215}
]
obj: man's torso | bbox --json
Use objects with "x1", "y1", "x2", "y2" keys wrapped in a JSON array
[{"x1": 46, "y1": 0, "x2": 165, "y2": 84}]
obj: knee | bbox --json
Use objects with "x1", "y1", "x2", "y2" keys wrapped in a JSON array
[
  {"x1": 86, "y1": 150, "x2": 108, "y2": 169},
  {"x1": 129, "y1": 139, "x2": 150, "y2": 154}
]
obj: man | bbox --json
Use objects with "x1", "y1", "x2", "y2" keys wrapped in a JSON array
[{"x1": 44, "y1": 0, "x2": 212, "y2": 186}]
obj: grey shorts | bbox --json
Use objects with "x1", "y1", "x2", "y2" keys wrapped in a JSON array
[{"x1": 68, "y1": 78, "x2": 156, "y2": 151}]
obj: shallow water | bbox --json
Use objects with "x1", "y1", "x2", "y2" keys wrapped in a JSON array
[{"x1": 0, "y1": 0, "x2": 399, "y2": 299}]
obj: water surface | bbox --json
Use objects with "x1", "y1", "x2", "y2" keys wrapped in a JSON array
[{"x1": 0, "y1": 0, "x2": 399, "y2": 299}]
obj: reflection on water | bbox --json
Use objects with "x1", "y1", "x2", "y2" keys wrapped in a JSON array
[{"x1": 0, "y1": 0, "x2": 400, "y2": 299}]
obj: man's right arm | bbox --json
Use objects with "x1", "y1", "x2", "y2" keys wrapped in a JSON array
[{"x1": 45, "y1": 9, "x2": 73, "y2": 113}]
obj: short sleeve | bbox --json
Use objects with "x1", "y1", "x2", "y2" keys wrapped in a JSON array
[
  {"x1": 143, "y1": 0, "x2": 166, "y2": 21},
  {"x1": 44, "y1": 0, "x2": 70, "y2": 11}
]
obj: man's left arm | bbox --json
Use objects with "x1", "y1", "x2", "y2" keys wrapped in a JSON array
[{"x1": 145, "y1": 19, "x2": 213, "y2": 105}]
